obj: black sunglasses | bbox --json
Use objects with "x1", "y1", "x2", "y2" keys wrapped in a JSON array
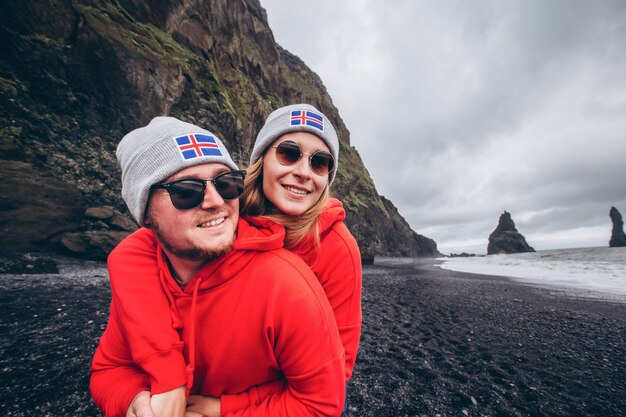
[
  {"x1": 272, "y1": 140, "x2": 335, "y2": 176},
  {"x1": 150, "y1": 170, "x2": 246, "y2": 210}
]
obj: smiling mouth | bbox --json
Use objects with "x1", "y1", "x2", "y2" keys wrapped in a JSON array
[
  {"x1": 284, "y1": 185, "x2": 310, "y2": 195},
  {"x1": 198, "y1": 217, "x2": 226, "y2": 228}
]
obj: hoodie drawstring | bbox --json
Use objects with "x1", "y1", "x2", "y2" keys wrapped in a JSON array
[
  {"x1": 185, "y1": 277, "x2": 202, "y2": 397},
  {"x1": 159, "y1": 269, "x2": 183, "y2": 329},
  {"x1": 158, "y1": 267, "x2": 197, "y2": 397}
]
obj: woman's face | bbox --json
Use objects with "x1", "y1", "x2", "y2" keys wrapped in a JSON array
[{"x1": 262, "y1": 132, "x2": 331, "y2": 216}]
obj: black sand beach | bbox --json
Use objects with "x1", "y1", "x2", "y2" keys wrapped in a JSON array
[{"x1": 1, "y1": 257, "x2": 624, "y2": 416}]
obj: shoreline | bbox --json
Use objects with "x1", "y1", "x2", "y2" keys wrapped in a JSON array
[
  {"x1": 380, "y1": 252, "x2": 626, "y2": 305},
  {"x1": 439, "y1": 265, "x2": 626, "y2": 306}
]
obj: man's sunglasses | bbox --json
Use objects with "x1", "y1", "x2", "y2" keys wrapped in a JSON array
[
  {"x1": 150, "y1": 170, "x2": 246, "y2": 210},
  {"x1": 272, "y1": 140, "x2": 335, "y2": 176}
]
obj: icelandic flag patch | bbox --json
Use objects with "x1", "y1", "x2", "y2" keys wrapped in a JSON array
[
  {"x1": 290, "y1": 110, "x2": 324, "y2": 131},
  {"x1": 175, "y1": 134, "x2": 222, "y2": 160}
]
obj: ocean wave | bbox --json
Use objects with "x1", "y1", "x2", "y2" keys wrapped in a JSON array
[{"x1": 439, "y1": 246, "x2": 626, "y2": 300}]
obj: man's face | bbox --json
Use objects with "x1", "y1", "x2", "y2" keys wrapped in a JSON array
[{"x1": 145, "y1": 163, "x2": 240, "y2": 263}]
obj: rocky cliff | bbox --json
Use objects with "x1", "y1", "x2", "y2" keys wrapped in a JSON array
[
  {"x1": 0, "y1": 0, "x2": 439, "y2": 260},
  {"x1": 609, "y1": 206, "x2": 626, "y2": 247},
  {"x1": 487, "y1": 211, "x2": 535, "y2": 255}
]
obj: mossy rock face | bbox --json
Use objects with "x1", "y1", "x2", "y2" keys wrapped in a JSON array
[
  {"x1": 0, "y1": 0, "x2": 439, "y2": 258},
  {"x1": 0, "y1": 161, "x2": 85, "y2": 253}
]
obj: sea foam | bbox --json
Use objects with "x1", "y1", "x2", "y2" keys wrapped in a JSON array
[{"x1": 439, "y1": 246, "x2": 626, "y2": 300}]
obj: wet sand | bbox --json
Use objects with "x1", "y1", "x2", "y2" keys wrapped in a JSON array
[
  {"x1": 0, "y1": 257, "x2": 624, "y2": 416},
  {"x1": 349, "y1": 258, "x2": 626, "y2": 416}
]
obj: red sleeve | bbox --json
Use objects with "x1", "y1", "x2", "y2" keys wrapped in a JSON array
[
  {"x1": 224, "y1": 253, "x2": 346, "y2": 417},
  {"x1": 316, "y1": 222, "x2": 362, "y2": 380},
  {"x1": 90, "y1": 299, "x2": 151, "y2": 417},
  {"x1": 90, "y1": 367, "x2": 150, "y2": 417},
  {"x1": 221, "y1": 380, "x2": 285, "y2": 414},
  {"x1": 107, "y1": 228, "x2": 188, "y2": 394}
]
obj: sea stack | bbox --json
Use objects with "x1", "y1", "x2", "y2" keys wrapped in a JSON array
[
  {"x1": 487, "y1": 211, "x2": 535, "y2": 255},
  {"x1": 609, "y1": 206, "x2": 626, "y2": 247}
]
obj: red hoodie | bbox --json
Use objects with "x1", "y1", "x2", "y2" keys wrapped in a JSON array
[
  {"x1": 221, "y1": 199, "x2": 363, "y2": 413},
  {"x1": 292, "y1": 198, "x2": 362, "y2": 381},
  {"x1": 90, "y1": 217, "x2": 345, "y2": 417}
]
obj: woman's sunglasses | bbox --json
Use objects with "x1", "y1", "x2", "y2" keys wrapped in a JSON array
[
  {"x1": 272, "y1": 140, "x2": 335, "y2": 176},
  {"x1": 150, "y1": 170, "x2": 246, "y2": 210}
]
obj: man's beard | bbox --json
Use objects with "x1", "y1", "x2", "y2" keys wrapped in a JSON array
[
  {"x1": 155, "y1": 229, "x2": 236, "y2": 262},
  {"x1": 148, "y1": 211, "x2": 236, "y2": 262}
]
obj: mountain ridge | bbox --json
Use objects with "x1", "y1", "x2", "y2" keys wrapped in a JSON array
[{"x1": 0, "y1": 0, "x2": 439, "y2": 259}]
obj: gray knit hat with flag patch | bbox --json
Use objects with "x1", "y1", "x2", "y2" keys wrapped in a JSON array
[
  {"x1": 250, "y1": 104, "x2": 340, "y2": 184},
  {"x1": 116, "y1": 116, "x2": 238, "y2": 226}
]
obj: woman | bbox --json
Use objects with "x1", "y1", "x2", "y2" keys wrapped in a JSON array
[{"x1": 107, "y1": 104, "x2": 362, "y2": 416}]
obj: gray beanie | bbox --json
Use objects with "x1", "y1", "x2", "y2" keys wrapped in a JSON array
[
  {"x1": 250, "y1": 104, "x2": 340, "y2": 184},
  {"x1": 116, "y1": 116, "x2": 238, "y2": 226}
]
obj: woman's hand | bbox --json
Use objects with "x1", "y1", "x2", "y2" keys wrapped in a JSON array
[
  {"x1": 186, "y1": 394, "x2": 221, "y2": 417},
  {"x1": 126, "y1": 391, "x2": 154, "y2": 417},
  {"x1": 150, "y1": 386, "x2": 187, "y2": 417}
]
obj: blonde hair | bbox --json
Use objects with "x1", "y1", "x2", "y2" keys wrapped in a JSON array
[{"x1": 240, "y1": 157, "x2": 330, "y2": 249}]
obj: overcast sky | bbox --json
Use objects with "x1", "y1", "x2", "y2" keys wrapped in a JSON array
[{"x1": 260, "y1": 0, "x2": 626, "y2": 254}]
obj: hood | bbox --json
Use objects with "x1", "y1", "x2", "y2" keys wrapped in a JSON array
[
  {"x1": 317, "y1": 198, "x2": 346, "y2": 235},
  {"x1": 157, "y1": 217, "x2": 285, "y2": 294},
  {"x1": 289, "y1": 198, "x2": 346, "y2": 264},
  {"x1": 235, "y1": 215, "x2": 285, "y2": 251}
]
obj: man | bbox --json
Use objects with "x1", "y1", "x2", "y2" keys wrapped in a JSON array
[{"x1": 90, "y1": 117, "x2": 345, "y2": 417}]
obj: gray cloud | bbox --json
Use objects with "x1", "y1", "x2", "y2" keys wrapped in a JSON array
[{"x1": 261, "y1": 0, "x2": 626, "y2": 253}]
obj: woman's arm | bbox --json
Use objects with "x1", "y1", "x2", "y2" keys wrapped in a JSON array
[
  {"x1": 90, "y1": 299, "x2": 152, "y2": 417},
  {"x1": 90, "y1": 306, "x2": 186, "y2": 417},
  {"x1": 315, "y1": 222, "x2": 363, "y2": 380},
  {"x1": 185, "y1": 380, "x2": 286, "y2": 416},
  {"x1": 219, "y1": 380, "x2": 285, "y2": 414},
  {"x1": 107, "y1": 228, "x2": 188, "y2": 393}
]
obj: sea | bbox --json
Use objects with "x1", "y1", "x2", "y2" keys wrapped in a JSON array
[{"x1": 438, "y1": 246, "x2": 626, "y2": 302}]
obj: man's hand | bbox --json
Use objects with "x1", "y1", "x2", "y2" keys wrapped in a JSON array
[
  {"x1": 127, "y1": 391, "x2": 154, "y2": 417},
  {"x1": 150, "y1": 385, "x2": 187, "y2": 417},
  {"x1": 186, "y1": 394, "x2": 221, "y2": 417}
]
